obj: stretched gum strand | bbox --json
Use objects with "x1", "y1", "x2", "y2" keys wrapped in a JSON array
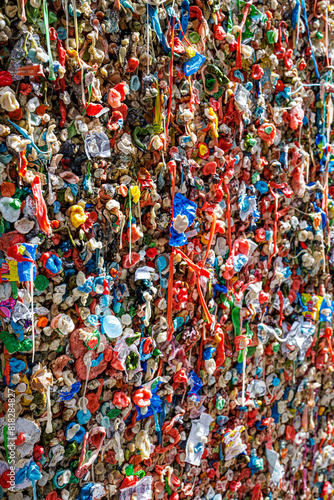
[{"x1": 164, "y1": 17, "x2": 176, "y2": 152}]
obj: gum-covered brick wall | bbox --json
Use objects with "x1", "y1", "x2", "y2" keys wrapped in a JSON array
[{"x1": 0, "y1": 0, "x2": 334, "y2": 498}]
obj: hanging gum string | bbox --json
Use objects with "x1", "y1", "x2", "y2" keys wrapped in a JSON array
[
  {"x1": 326, "y1": 6, "x2": 331, "y2": 68},
  {"x1": 241, "y1": 346, "x2": 247, "y2": 406},
  {"x1": 176, "y1": 18, "x2": 195, "y2": 48},
  {"x1": 167, "y1": 244, "x2": 214, "y2": 339},
  {"x1": 46, "y1": 384, "x2": 53, "y2": 433},
  {"x1": 91, "y1": 461, "x2": 95, "y2": 483},
  {"x1": 173, "y1": 248, "x2": 210, "y2": 278},
  {"x1": 322, "y1": 148, "x2": 330, "y2": 226},
  {"x1": 322, "y1": 86, "x2": 332, "y2": 223},
  {"x1": 294, "y1": 0, "x2": 301, "y2": 54},
  {"x1": 166, "y1": 159, "x2": 176, "y2": 339},
  {"x1": 30, "y1": 265, "x2": 35, "y2": 364},
  {"x1": 176, "y1": 247, "x2": 213, "y2": 324},
  {"x1": 321, "y1": 221, "x2": 327, "y2": 273},
  {"x1": 236, "y1": 2, "x2": 251, "y2": 70},
  {"x1": 169, "y1": 161, "x2": 176, "y2": 220},
  {"x1": 32, "y1": 478, "x2": 38, "y2": 500},
  {"x1": 224, "y1": 182, "x2": 232, "y2": 253},
  {"x1": 277, "y1": 289, "x2": 284, "y2": 327},
  {"x1": 65, "y1": 0, "x2": 69, "y2": 49},
  {"x1": 82, "y1": 354, "x2": 91, "y2": 414},
  {"x1": 43, "y1": 0, "x2": 56, "y2": 82},
  {"x1": 268, "y1": 184, "x2": 278, "y2": 268},
  {"x1": 167, "y1": 249, "x2": 175, "y2": 341},
  {"x1": 82, "y1": 83, "x2": 93, "y2": 115},
  {"x1": 164, "y1": 17, "x2": 175, "y2": 151},
  {"x1": 77, "y1": 430, "x2": 89, "y2": 474},
  {"x1": 199, "y1": 212, "x2": 217, "y2": 323},
  {"x1": 129, "y1": 189, "x2": 132, "y2": 264},
  {"x1": 278, "y1": 21, "x2": 289, "y2": 53},
  {"x1": 137, "y1": 183, "x2": 142, "y2": 232},
  {"x1": 196, "y1": 274, "x2": 213, "y2": 325},
  {"x1": 119, "y1": 212, "x2": 125, "y2": 250},
  {"x1": 147, "y1": 3, "x2": 150, "y2": 75},
  {"x1": 196, "y1": 324, "x2": 205, "y2": 375},
  {"x1": 311, "y1": 0, "x2": 328, "y2": 24},
  {"x1": 319, "y1": 73, "x2": 332, "y2": 258},
  {"x1": 267, "y1": 182, "x2": 287, "y2": 268},
  {"x1": 300, "y1": 0, "x2": 320, "y2": 81},
  {"x1": 71, "y1": 0, "x2": 85, "y2": 106}
]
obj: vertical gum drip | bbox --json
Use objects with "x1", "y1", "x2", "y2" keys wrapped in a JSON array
[
  {"x1": 46, "y1": 384, "x2": 53, "y2": 433},
  {"x1": 71, "y1": 0, "x2": 85, "y2": 106},
  {"x1": 147, "y1": 3, "x2": 150, "y2": 75},
  {"x1": 82, "y1": 353, "x2": 91, "y2": 414},
  {"x1": 241, "y1": 348, "x2": 246, "y2": 407},
  {"x1": 43, "y1": 0, "x2": 56, "y2": 81},
  {"x1": 30, "y1": 265, "x2": 35, "y2": 364},
  {"x1": 128, "y1": 190, "x2": 132, "y2": 264}
]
